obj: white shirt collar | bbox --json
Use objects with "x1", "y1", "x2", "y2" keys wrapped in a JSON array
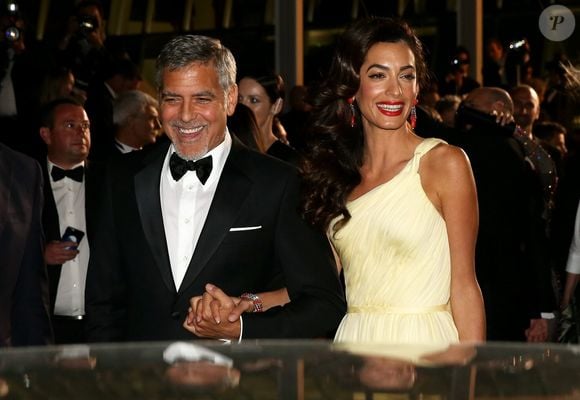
[
  {"x1": 115, "y1": 139, "x2": 139, "y2": 153},
  {"x1": 104, "y1": 82, "x2": 117, "y2": 99}
]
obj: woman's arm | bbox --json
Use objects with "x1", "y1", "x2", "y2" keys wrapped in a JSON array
[
  {"x1": 424, "y1": 144, "x2": 486, "y2": 342},
  {"x1": 562, "y1": 201, "x2": 580, "y2": 309},
  {"x1": 562, "y1": 273, "x2": 580, "y2": 309}
]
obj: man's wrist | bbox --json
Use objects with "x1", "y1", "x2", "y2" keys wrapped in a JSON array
[{"x1": 220, "y1": 315, "x2": 242, "y2": 344}]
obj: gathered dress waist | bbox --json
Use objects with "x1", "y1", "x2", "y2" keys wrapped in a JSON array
[{"x1": 347, "y1": 303, "x2": 450, "y2": 314}]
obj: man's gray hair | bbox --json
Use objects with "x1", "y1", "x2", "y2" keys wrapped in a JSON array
[
  {"x1": 155, "y1": 35, "x2": 237, "y2": 93},
  {"x1": 113, "y1": 90, "x2": 159, "y2": 127}
]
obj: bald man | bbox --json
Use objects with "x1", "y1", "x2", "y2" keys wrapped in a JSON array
[{"x1": 454, "y1": 87, "x2": 556, "y2": 343}]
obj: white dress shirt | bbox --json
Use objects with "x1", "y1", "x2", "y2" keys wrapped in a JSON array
[
  {"x1": 566, "y1": 200, "x2": 580, "y2": 275},
  {"x1": 0, "y1": 49, "x2": 17, "y2": 117},
  {"x1": 160, "y1": 130, "x2": 232, "y2": 290},
  {"x1": 48, "y1": 160, "x2": 89, "y2": 317},
  {"x1": 114, "y1": 139, "x2": 138, "y2": 154}
]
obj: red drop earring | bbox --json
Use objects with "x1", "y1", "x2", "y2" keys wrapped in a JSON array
[
  {"x1": 347, "y1": 97, "x2": 356, "y2": 127},
  {"x1": 410, "y1": 99, "x2": 418, "y2": 129}
]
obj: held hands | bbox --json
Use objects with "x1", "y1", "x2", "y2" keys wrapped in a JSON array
[
  {"x1": 525, "y1": 318, "x2": 549, "y2": 342},
  {"x1": 44, "y1": 241, "x2": 79, "y2": 265},
  {"x1": 183, "y1": 284, "x2": 253, "y2": 340}
]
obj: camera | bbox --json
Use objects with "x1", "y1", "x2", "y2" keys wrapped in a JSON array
[
  {"x1": 508, "y1": 39, "x2": 528, "y2": 51},
  {"x1": 77, "y1": 13, "x2": 98, "y2": 36},
  {"x1": 1, "y1": 1, "x2": 21, "y2": 43},
  {"x1": 449, "y1": 54, "x2": 470, "y2": 74},
  {"x1": 3, "y1": 24, "x2": 19, "y2": 41}
]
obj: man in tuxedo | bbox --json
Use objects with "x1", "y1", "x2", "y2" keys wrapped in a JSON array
[
  {"x1": 84, "y1": 57, "x2": 142, "y2": 160},
  {"x1": 111, "y1": 90, "x2": 161, "y2": 155},
  {"x1": 38, "y1": 98, "x2": 101, "y2": 344},
  {"x1": 0, "y1": 142, "x2": 53, "y2": 347},
  {"x1": 85, "y1": 35, "x2": 346, "y2": 342}
]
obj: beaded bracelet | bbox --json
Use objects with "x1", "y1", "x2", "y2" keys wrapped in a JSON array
[{"x1": 240, "y1": 293, "x2": 263, "y2": 313}]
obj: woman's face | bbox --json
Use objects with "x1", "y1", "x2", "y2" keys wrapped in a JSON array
[
  {"x1": 356, "y1": 41, "x2": 418, "y2": 132},
  {"x1": 238, "y1": 77, "x2": 273, "y2": 129}
]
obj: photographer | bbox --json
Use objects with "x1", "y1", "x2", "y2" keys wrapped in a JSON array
[
  {"x1": 439, "y1": 46, "x2": 480, "y2": 97},
  {"x1": 56, "y1": 0, "x2": 110, "y2": 93},
  {"x1": 505, "y1": 38, "x2": 531, "y2": 88},
  {"x1": 0, "y1": 4, "x2": 25, "y2": 119},
  {"x1": 0, "y1": 2, "x2": 44, "y2": 155}
]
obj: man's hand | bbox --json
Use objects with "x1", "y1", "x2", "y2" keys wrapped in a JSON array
[
  {"x1": 44, "y1": 241, "x2": 79, "y2": 265},
  {"x1": 525, "y1": 318, "x2": 548, "y2": 342},
  {"x1": 183, "y1": 284, "x2": 249, "y2": 340},
  {"x1": 491, "y1": 109, "x2": 514, "y2": 127}
]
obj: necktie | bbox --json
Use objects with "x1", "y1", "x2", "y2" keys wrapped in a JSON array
[
  {"x1": 169, "y1": 153, "x2": 213, "y2": 184},
  {"x1": 51, "y1": 165, "x2": 84, "y2": 182}
]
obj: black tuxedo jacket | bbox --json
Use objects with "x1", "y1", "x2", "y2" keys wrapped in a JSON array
[
  {"x1": 85, "y1": 139, "x2": 346, "y2": 342},
  {"x1": 40, "y1": 160, "x2": 104, "y2": 314},
  {"x1": 85, "y1": 82, "x2": 115, "y2": 161},
  {"x1": 0, "y1": 143, "x2": 52, "y2": 346}
]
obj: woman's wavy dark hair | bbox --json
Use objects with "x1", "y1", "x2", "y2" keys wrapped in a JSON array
[{"x1": 300, "y1": 16, "x2": 428, "y2": 232}]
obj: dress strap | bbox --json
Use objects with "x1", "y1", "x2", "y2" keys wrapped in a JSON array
[{"x1": 409, "y1": 138, "x2": 447, "y2": 173}]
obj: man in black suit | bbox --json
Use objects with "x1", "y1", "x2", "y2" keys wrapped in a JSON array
[
  {"x1": 453, "y1": 87, "x2": 556, "y2": 342},
  {"x1": 85, "y1": 35, "x2": 346, "y2": 342},
  {"x1": 0, "y1": 143, "x2": 52, "y2": 347},
  {"x1": 111, "y1": 90, "x2": 161, "y2": 155},
  {"x1": 38, "y1": 98, "x2": 101, "y2": 344},
  {"x1": 84, "y1": 57, "x2": 142, "y2": 160}
]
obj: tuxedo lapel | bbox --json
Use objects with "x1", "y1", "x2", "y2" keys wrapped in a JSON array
[
  {"x1": 134, "y1": 143, "x2": 176, "y2": 293},
  {"x1": 39, "y1": 162, "x2": 63, "y2": 312},
  {"x1": 0, "y1": 147, "x2": 12, "y2": 239},
  {"x1": 178, "y1": 143, "x2": 252, "y2": 294},
  {"x1": 40, "y1": 163, "x2": 61, "y2": 241}
]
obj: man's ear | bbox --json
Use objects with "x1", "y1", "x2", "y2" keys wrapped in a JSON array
[
  {"x1": 226, "y1": 84, "x2": 238, "y2": 116},
  {"x1": 39, "y1": 127, "x2": 51, "y2": 145},
  {"x1": 271, "y1": 98, "x2": 283, "y2": 115}
]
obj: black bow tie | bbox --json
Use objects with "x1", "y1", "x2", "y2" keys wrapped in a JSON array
[
  {"x1": 169, "y1": 153, "x2": 213, "y2": 184},
  {"x1": 51, "y1": 165, "x2": 84, "y2": 182}
]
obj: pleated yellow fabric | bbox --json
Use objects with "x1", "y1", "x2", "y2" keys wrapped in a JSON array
[{"x1": 332, "y1": 138, "x2": 459, "y2": 344}]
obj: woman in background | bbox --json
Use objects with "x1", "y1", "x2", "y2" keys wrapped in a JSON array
[{"x1": 238, "y1": 73, "x2": 300, "y2": 165}]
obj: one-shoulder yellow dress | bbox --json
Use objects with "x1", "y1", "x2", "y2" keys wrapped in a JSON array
[{"x1": 332, "y1": 138, "x2": 459, "y2": 344}]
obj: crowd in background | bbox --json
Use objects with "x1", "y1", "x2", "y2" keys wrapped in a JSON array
[{"x1": 1, "y1": 0, "x2": 580, "y2": 347}]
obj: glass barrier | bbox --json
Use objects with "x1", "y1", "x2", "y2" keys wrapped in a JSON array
[{"x1": 1, "y1": 340, "x2": 580, "y2": 399}]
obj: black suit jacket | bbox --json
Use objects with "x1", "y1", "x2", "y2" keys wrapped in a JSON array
[
  {"x1": 84, "y1": 82, "x2": 115, "y2": 161},
  {"x1": 85, "y1": 139, "x2": 346, "y2": 342},
  {"x1": 453, "y1": 126, "x2": 556, "y2": 341},
  {"x1": 40, "y1": 160, "x2": 104, "y2": 314},
  {"x1": 0, "y1": 143, "x2": 52, "y2": 346}
]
